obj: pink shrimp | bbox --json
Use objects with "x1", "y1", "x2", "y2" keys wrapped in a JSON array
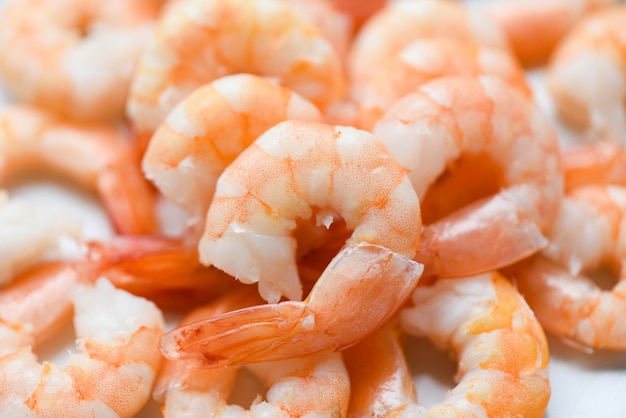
[
  {"x1": 546, "y1": 4, "x2": 626, "y2": 141},
  {"x1": 142, "y1": 73, "x2": 323, "y2": 231},
  {"x1": 126, "y1": 0, "x2": 346, "y2": 150},
  {"x1": 561, "y1": 139, "x2": 626, "y2": 191},
  {"x1": 505, "y1": 184, "x2": 626, "y2": 351},
  {"x1": 0, "y1": 105, "x2": 159, "y2": 235},
  {"x1": 373, "y1": 75, "x2": 563, "y2": 277},
  {"x1": 0, "y1": 0, "x2": 163, "y2": 122}
]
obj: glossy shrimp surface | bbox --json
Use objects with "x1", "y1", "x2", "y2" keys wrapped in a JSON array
[
  {"x1": 0, "y1": 0, "x2": 162, "y2": 122},
  {"x1": 506, "y1": 184, "x2": 626, "y2": 350},
  {"x1": 399, "y1": 272, "x2": 550, "y2": 418},
  {"x1": 0, "y1": 106, "x2": 159, "y2": 235},
  {"x1": 127, "y1": 0, "x2": 345, "y2": 141},
  {"x1": 142, "y1": 73, "x2": 323, "y2": 230},
  {"x1": 0, "y1": 278, "x2": 165, "y2": 417},
  {"x1": 546, "y1": 4, "x2": 626, "y2": 141},
  {"x1": 373, "y1": 75, "x2": 563, "y2": 277}
]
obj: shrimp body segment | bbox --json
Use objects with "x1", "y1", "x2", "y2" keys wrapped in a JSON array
[
  {"x1": 547, "y1": 5, "x2": 626, "y2": 141},
  {"x1": 399, "y1": 272, "x2": 550, "y2": 418},
  {"x1": 506, "y1": 184, "x2": 626, "y2": 350},
  {"x1": 0, "y1": 106, "x2": 158, "y2": 235},
  {"x1": 0, "y1": 278, "x2": 165, "y2": 417},
  {"x1": 199, "y1": 120, "x2": 422, "y2": 303},
  {"x1": 0, "y1": 0, "x2": 161, "y2": 122},
  {"x1": 373, "y1": 75, "x2": 563, "y2": 277},
  {"x1": 142, "y1": 73, "x2": 323, "y2": 228},
  {"x1": 127, "y1": 0, "x2": 346, "y2": 139}
]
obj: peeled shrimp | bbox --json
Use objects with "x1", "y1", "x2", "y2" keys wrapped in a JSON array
[
  {"x1": 0, "y1": 106, "x2": 159, "y2": 235},
  {"x1": 126, "y1": 0, "x2": 346, "y2": 145},
  {"x1": 0, "y1": 191, "x2": 80, "y2": 286},
  {"x1": 561, "y1": 141, "x2": 626, "y2": 190},
  {"x1": 506, "y1": 184, "x2": 626, "y2": 350},
  {"x1": 399, "y1": 272, "x2": 550, "y2": 417},
  {"x1": 0, "y1": 277, "x2": 165, "y2": 417},
  {"x1": 484, "y1": 0, "x2": 614, "y2": 67},
  {"x1": 546, "y1": 4, "x2": 626, "y2": 141},
  {"x1": 347, "y1": 0, "x2": 511, "y2": 94},
  {"x1": 351, "y1": 37, "x2": 529, "y2": 129},
  {"x1": 373, "y1": 75, "x2": 563, "y2": 277},
  {"x1": 142, "y1": 73, "x2": 323, "y2": 229},
  {"x1": 0, "y1": 0, "x2": 162, "y2": 122},
  {"x1": 155, "y1": 287, "x2": 351, "y2": 417}
]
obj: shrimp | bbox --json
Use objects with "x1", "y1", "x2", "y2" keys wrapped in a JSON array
[
  {"x1": 396, "y1": 271, "x2": 550, "y2": 418},
  {"x1": 0, "y1": 191, "x2": 80, "y2": 286},
  {"x1": 0, "y1": 0, "x2": 163, "y2": 122},
  {"x1": 347, "y1": 0, "x2": 511, "y2": 94},
  {"x1": 483, "y1": 0, "x2": 614, "y2": 67},
  {"x1": 505, "y1": 184, "x2": 626, "y2": 351},
  {"x1": 0, "y1": 277, "x2": 165, "y2": 417},
  {"x1": 126, "y1": 0, "x2": 346, "y2": 148},
  {"x1": 155, "y1": 287, "x2": 351, "y2": 417},
  {"x1": 0, "y1": 105, "x2": 159, "y2": 235},
  {"x1": 142, "y1": 73, "x2": 323, "y2": 230},
  {"x1": 560, "y1": 141, "x2": 626, "y2": 190},
  {"x1": 373, "y1": 75, "x2": 563, "y2": 277},
  {"x1": 351, "y1": 37, "x2": 530, "y2": 130},
  {"x1": 546, "y1": 4, "x2": 626, "y2": 141}
]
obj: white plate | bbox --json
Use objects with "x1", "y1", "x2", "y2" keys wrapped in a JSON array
[{"x1": 1, "y1": 1, "x2": 625, "y2": 416}]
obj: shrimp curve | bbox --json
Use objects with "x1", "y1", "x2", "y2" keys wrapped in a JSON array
[
  {"x1": 0, "y1": 0, "x2": 162, "y2": 122},
  {"x1": 0, "y1": 105, "x2": 159, "y2": 235},
  {"x1": 505, "y1": 184, "x2": 626, "y2": 350},
  {"x1": 142, "y1": 73, "x2": 323, "y2": 230},
  {"x1": 398, "y1": 272, "x2": 550, "y2": 418},
  {"x1": 0, "y1": 277, "x2": 165, "y2": 417},
  {"x1": 373, "y1": 75, "x2": 563, "y2": 277},
  {"x1": 127, "y1": 0, "x2": 346, "y2": 147}
]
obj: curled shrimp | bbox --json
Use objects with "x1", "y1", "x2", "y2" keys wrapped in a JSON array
[
  {"x1": 0, "y1": 106, "x2": 159, "y2": 235},
  {"x1": 546, "y1": 4, "x2": 626, "y2": 141},
  {"x1": 373, "y1": 75, "x2": 563, "y2": 277},
  {"x1": 347, "y1": 0, "x2": 511, "y2": 95},
  {"x1": 505, "y1": 184, "x2": 626, "y2": 351},
  {"x1": 396, "y1": 272, "x2": 550, "y2": 417},
  {"x1": 483, "y1": 0, "x2": 614, "y2": 67},
  {"x1": 155, "y1": 287, "x2": 351, "y2": 417},
  {"x1": 126, "y1": 0, "x2": 346, "y2": 146},
  {"x1": 197, "y1": 119, "x2": 422, "y2": 302},
  {"x1": 0, "y1": 191, "x2": 80, "y2": 286},
  {"x1": 0, "y1": 277, "x2": 165, "y2": 417},
  {"x1": 351, "y1": 37, "x2": 529, "y2": 129},
  {"x1": 0, "y1": 0, "x2": 162, "y2": 122},
  {"x1": 142, "y1": 73, "x2": 323, "y2": 230},
  {"x1": 560, "y1": 141, "x2": 626, "y2": 190}
]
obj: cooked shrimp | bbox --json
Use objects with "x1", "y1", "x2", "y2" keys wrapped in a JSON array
[
  {"x1": 351, "y1": 37, "x2": 530, "y2": 129},
  {"x1": 161, "y1": 241, "x2": 422, "y2": 368},
  {"x1": 142, "y1": 73, "x2": 323, "y2": 230},
  {"x1": 0, "y1": 277, "x2": 165, "y2": 417},
  {"x1": 347, "y1": 0, "x2": 511, "y2": 94},
  {"x1": 372, "y1": 75, "x2": 562, "y2": 277},
  {"x1": 483, "y1": 0, "x2": 614, "y2": 67},
  {"x1": 155, "y1": 287, "x2": 351, "y2": 417},
  {"x1": 326, "y1": 0, "x2": 386, "y2": 28},
  {"x1": 0, "y1": 0, "x2": 162, "y2": 122},
  {"x1": 197, "y1": 119, "x2": 422, "y2": 302},
  {"x1": 0, "y1": 105, "x2": 159, "y2": 235},
  {"x1": 0, "y1": 191, "x2": 80, "y2": 286},
  {"x1": 398, "y1": 271, "x2": 550, "y2": 418},
  {"x1": 126, "y1": 0, "x2": 346, "y2": 147},
  {"x1": 561, "y1": 141, "x2": 626, "y2": 190},
  {"x1": 546, "y1": 4, "x2": 626, "y2": 141},
  {"x1": 505, "y1": 184, "x2": 626, "y2": 350}
]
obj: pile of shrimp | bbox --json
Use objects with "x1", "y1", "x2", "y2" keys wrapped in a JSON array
[{"x1": 1, "y1": 0, "x2": 625, "y2": 416}]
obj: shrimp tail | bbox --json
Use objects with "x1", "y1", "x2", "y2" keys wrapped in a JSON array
[
  {"x1": 82, "y1": 236, "x2": 238, "y2": 311},
  {"x1": 415, "y1": 192, "x2": 549, "y2": 277},
  {"x1": 161, "y1": 243, "x2": 424, "y2": 367},
  {"x1": 97, "y1": 155, "x2": 159, "y2": 235}
]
